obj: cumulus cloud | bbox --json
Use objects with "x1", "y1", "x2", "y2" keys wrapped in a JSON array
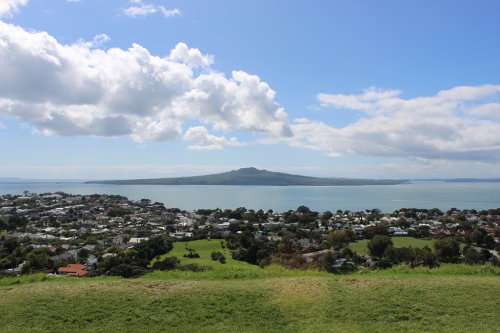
[
  {"x1": 0, "y1": 21, "x2": 291, "y2": 145},
  {"x1": 290, "y1": 85, "x2": 500, "y2": 161},
  {"x1": 123, "y1": 0, "x2": 180, "y2": 18},
  {"x1": 183, "y1": 126, "x2": 243, "y2": 150},
  {"x1": 171, "y1": 71, "x2": 292, "y2": 137},
  {"x1": 0, "y1": 0, "x2": 28, "y2": 18}
]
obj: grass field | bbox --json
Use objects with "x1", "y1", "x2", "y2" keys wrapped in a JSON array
[
  {"x1": 153, "y1": 239, "x2": 251, "y2": 268},
  {"x1": 0, "y1": 239, "x2": 498, "y2": 332},
  {"x1": 149, "y1": 239, "x2": 328, "y2": 280},
  {"x1": 349, "y1": 236, "x2": 433, "y2": 255}
]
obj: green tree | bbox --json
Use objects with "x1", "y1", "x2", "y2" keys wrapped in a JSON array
[
  {"x1": 362, "y1": 223, "x2": 389, "y2": 239},
  {"x1": 152, "y1": 256, "x2": 180, "y2": 270},
  {"x1": 470, "y1": 229, "x2": 484, "y2": 246},
  {"x1": 433, "y1": 238, "x2": 460, "y2": 262},
  {"x1": 367, "y1": 235, "x2": 393, "y2": 258},
  {"x1": 77, "y1": 248, "x2": 90, "y2": 261},
  {"x1": 326, "y1": 230, "x2": 348, "y2": 250},
  {"x1": 463, "y1": 247, "x2": 482, "y2": 265}
]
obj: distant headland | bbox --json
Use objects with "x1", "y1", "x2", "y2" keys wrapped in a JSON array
[{"x1": 86, "y1": 167, "x2": 407, "y2": 186}]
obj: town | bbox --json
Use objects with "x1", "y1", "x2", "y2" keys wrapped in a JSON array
[{"x1": 1, "y1": 192, "x2": 499, "y2": 278}]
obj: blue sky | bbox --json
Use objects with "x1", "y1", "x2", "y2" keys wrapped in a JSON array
[{"x1": 1, "y1": 0, "x2": 500, "y2": 179}]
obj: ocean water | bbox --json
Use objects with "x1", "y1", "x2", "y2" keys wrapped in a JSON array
[{"x1": 1, "y1": 180, "x2": 499, "y2": 213}]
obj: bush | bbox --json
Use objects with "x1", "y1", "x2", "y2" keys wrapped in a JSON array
[
  {"x1": 367, "y1": 235, "x2": 393, "y2": 258},
  {"x1": 184, "y1": 245, "x2": 200, "y2": 258},
  {"x1": 210, "y1": 251, "x2": 226, "y2": 264},
  {"x1": 373, "y1": 258, "x2": 393, "y2": 269},
  {"x1": 152, "y1": 256, "x2": 180, "y2": 270},
  {"x1": 433, "y1": 238, "x2": 460, "y2": 262},
  {"x1": 107, "y1": 264, "x2": 149, "y2": 278}
]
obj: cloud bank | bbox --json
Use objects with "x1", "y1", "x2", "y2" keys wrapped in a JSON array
[
  {"x1": 1, "y1": 1, "x2": 499, "y2": 165},
  {"x1": 291, "y1": 86, "x2": 500, "y2": 161},
  {"x1": 0, "y1": 21, "x2": 291, "y2": 148}
]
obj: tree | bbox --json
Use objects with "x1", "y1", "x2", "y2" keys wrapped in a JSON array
[
  {"x1": 362, "y1": 223, "x2": 389, "y2": 239},
  {"x1": 433, "y1": 238, "x2": 460, "y2": 262},
  {"x1": 470, "y1": 229, "x2": 485, "y2": 247},
  {"x1": 77, "y1": 248, "x2": 90, "y2": 261},
  {"x1": 210, "y1": 251, "x2": 226, "y2": 264},
  {"x1": 7, "y1": 215, "x2": 28, "y2": 230},
  {"x1": 367, "y1": 235, "x2": 393, "y2": 258},
  {"x1": 152, "y1": 256, "x2": 180, "y2": 270},
  {"x1": 413, "y1": 246, "x2": 439, "y2": 268},
  {"x1": 321, "y1": 211, "x2": 333, "y2": 221},
  {"x1": 463, "y1": 247, "x2": 482, "y2": 265},
  {"x1": 343, "y1": 228, "x2": 356, "y2": 242},
  {"x1": 326, "y1": 230, "x2": 348, "y2": 250},
  {"x1": 296, "y1": 206, "x2": 311, "y2": 214}
]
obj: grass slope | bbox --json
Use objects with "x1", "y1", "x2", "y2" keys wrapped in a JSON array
[
  {"x1": 156, "y1": 239, "x2": 250, "y2": 268},
  {"x1": 349, "y1": 236, "x2": 433, "y2": 255},
  {"x1": 0, "y1": 240, "x2": 498, "y2": 332},
  {"x1": 150, "y1": 239, "x2": 327, "y2": 280},
  {"x1": 0, "y1": 274, "x2": 498, "y2": 332}
]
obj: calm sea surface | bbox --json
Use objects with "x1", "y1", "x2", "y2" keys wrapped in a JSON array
[{"x1": 1, "y1": 181, "x2": 499, "y2": 213}]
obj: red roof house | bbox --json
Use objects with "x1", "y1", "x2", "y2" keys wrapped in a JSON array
[{"x1": 57, "y1": 264, "x2": 89, "y2": 277}]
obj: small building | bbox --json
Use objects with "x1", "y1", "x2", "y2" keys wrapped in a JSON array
[{"x1": 57, "y1": 264, "x2": 89, "y2": 277}]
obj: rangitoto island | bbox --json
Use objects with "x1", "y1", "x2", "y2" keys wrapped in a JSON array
[{"x1": 86, "y1": 167, "x2": 408, "y2": 186}]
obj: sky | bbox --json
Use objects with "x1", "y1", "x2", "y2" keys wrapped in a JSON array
[{"x1": 1, "y1": 0, "x2": 500, "y2": 180}]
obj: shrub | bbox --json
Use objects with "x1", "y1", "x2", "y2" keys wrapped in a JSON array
[
  {"x1": 152, "y1": 256, "x2": 180, "y2": 270},
  {"x1": 210, "y1": 251, "x2": 226, "y2": 264},
  {"x1": 367, "y1": 235, "x2": 393, "y2": 258},
  {"x1": 107, "y1": 264, "x2": 149, "y2": 278},
  {"x1": 433, "y1": 238, "x2": 460, "y2": 262}
]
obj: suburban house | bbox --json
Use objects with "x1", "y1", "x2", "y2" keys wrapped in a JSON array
[{"x1": 57, "y1": 264, "x2": 89, "y2": 277}]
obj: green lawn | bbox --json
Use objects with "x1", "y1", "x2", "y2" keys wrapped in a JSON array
[
  {"x1": 0, "y1": 239, "x2": 498, "y2": 332},
  {"x1": 349, "y1": 236, "x2": 433, "y2": 255},
  {"x1": 0, "y1": 273, "x2": 498, "y2": 332},
  {"x1": 154, "y1": 238, "x2": 251, "y2": 268},
  {"x1": 149, "y1": 239, "x2": 327, "y2": 280}
]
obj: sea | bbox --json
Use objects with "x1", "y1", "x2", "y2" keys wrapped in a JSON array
[{"x1": 1, "y1": 180, "x2": 500, "y2": 213}]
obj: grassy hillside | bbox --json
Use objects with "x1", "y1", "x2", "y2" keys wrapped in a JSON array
[
  {"x1": 154, "y1": 239, "x2": 250, "y2": 268},
  {"x1": 349, "y1": 236, "x2": 433, "y2": 255},
  {"x1": 0, "y1": 274, "x2": 498, "y2": 332},
  {"x1": 0, "y1": 240, "x2": 498, "y2": 332},
  {"x1": 150, "y1": 239, "x2": 328, "y2": 280}
]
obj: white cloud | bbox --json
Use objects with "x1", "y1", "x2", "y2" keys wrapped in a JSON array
[
  {"x1": 466, "y1": 103, "x2": 500, "y2": 120},
  {"x1": 0, "y1": 22, "x2": 291, "y2": 144},
  {"x1": 183, "y1": 126, "x2": 243, "y2": 150},
  {"x1": 0, "y1": 120, "x2": 5, "y2": 129},
  {"x1": 0, "y1": 0, "x2": 28, "y2": 18},
  {"x1": 77, "y1": 34, "x2": 110, "y2": 49},
  {"x1": 317, "y1": 87, "x2": 402, "y2": 111},
  {"x1": 291, "y1": 85, "x2": 500, "y2": 161},
  {"x1": 171, "y1": 71, "x2": 292, "y2": 137},
  {"x1": 168, "y1": 42, "x2": 213, "y2": 68},
  {"x1": 123, "y1": 0, "x2": 180, "y2": 18}
]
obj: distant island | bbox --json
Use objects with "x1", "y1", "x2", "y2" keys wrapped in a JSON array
[{"x1": 86, "y1": 167, "x2": 407, "y2": 186}]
